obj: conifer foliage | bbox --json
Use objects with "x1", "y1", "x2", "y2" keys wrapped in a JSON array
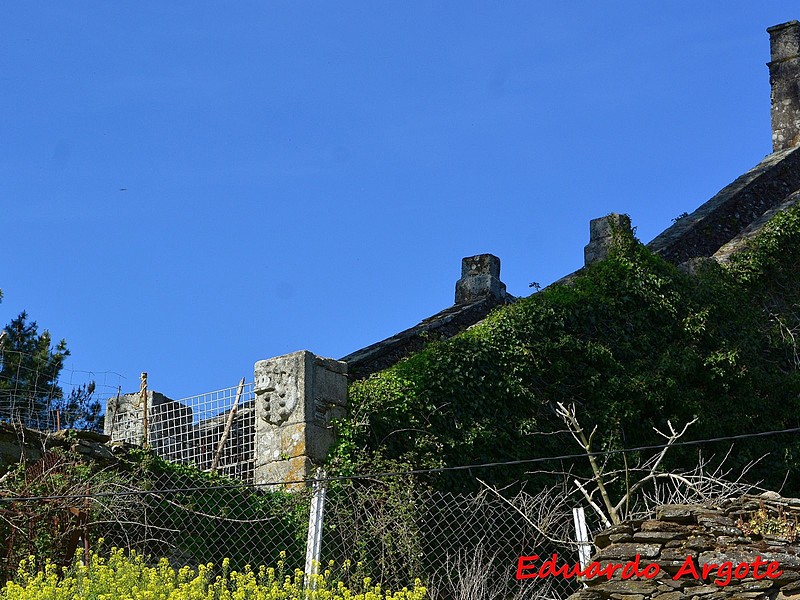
[{"x1": 0, "y1": 291, "x2": 101, "y2": 431}]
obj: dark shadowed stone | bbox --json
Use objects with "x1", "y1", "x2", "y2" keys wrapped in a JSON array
[
  {"x1": 685, "y1": 583, "x2": 720, "y2": 594},
  {"x1": 658, "y1": 577, "x2": 684, "y2": 589},
  {"x1": 774, "y1": 570, "x2": 800, "y2": 586},
  {"x1": 657, "y1": 506, "x2": 698, "y2": 524},
  {"x1": 684, "y1": 535, "x2": 717, "y2": 551},
  {"x1": 591, "y1": 580, "x2": 656, "y2": 595},
  {"x1": 595, "y1": 524, "x2": 635, "y2": 549},
  {"x1": 565, "y1": 591, "x2": 606, "y2": 600},
  {"x1": 708, "y1": 525, "x2": 744, "y2": 537},
  {"x1": 739, "y1": 579, "x2": 777, "y2": 592},
  {"x1": 661, "y1": 548, "x2": 698, "y2": 562},
  {"x1": 641, "y1": 520, "x2": 690, "y2": 533},
  {"x1": 715, "y1": 536, "x2": 749, "y2": 546},
  {"x1": 698, "y1": 516, "x2": 736, "y2": 528},
  {"x1": 652, "y1": 592, "x2": 685, "y2": 600},
  {"x1": 596, "y1": 543, "x2": 662, "y2": 560},
  {"x1": 765, "y1": 536, "x2": 792, "y2": 545},
  {"x1": 634, "y1": 531, "x2": 686, "y2": 543},
  {"x1": 781, "y1": 578, "x2": 800, "y2": 594}
]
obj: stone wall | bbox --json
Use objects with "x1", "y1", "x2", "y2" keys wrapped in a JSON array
[
  {"x1": 567, "y1": 494, "x2": 800, "y2": 600},
  {"x1": 645, "y1": 145, "x2": 800, "y2": 267},
  {"x1": 0, "y1": 422, "x2": 115, "y2": 467},
  {"x1": 769, "y1": 21, "x2": 800, "y2": 152},
  {"x1": 104, "y1": 351, "x2": 348, "y2": 486}
]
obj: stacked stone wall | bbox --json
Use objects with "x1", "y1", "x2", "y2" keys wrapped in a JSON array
[{"x1": 568, "y1": 494, "x2": 800, "y2": 600}]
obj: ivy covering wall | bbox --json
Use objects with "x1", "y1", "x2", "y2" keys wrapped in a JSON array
[{"x1": 329, "y1": 207, "x2": 800, "y2": 493}]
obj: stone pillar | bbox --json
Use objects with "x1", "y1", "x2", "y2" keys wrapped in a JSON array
[
  {"x1": 454, "y1": 254, "x2": 507, "y2": 304},
  {"x1": 584, "y1": 213, "x2": 632, "y2": 266},
  {"x1": 253, "y1": 350, "x2": 347, "y2": 487},
  {"x1": 768, "y1": 21, "x2": 800, "y2": 151}
]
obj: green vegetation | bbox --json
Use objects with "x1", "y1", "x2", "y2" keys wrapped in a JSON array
[
  {"x1": 126, "y1": 448, "x2": 310, "y2": 569},
  {"x1": 1, "y1": 548, "x2": 427, "y2": 599},
  {"x1": 0, "y1": 306, "x2": 101, "y2": 432},
  {"x1": 329, "y1": 207, "x2": 800, "y2": 493},
  {"x1": 0, "y1": 446, "x2": 309, "y2": 581}
]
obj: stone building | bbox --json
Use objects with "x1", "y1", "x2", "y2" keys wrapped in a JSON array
[{"x1": 106, "y1": 20, "x2": 800, "y2": 487}]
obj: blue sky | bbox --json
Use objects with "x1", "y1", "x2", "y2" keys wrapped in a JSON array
[{"x1": 1, "y1": 3, "x2": 797, "y2": 402}]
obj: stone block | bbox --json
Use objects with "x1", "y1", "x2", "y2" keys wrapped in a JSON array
[
  {"x1": 279, "y1": 423, "x2": 307, "y2": 459},
  {"x1": 454, "y1": 254, "x2": 507, "y2": 304},
  {"x1": 595, "y1": 542, "x2": 661, "y2": 560},
  {"x1": 769, "y1": 21, "x2": 800, "y2": 63},
  {"x1": 584, "y1": 214, "x2": 632, "y2": 266},
  {"x1": 254, "y1": 455, "x2": 313, "y2": 489},
  {"x1": 104, "y1": 391, "x2": 193, "y2": 460},
  {"x1": 253, "y1": 350, "x2": 347, "y2": 486}
]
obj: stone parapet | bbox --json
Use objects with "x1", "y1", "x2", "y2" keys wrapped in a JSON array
[
  {"x1": 455, "y1": 254, "x2": 507, "y2": 304},
  {"x1": 342, "y1": 254, "x2": 513, "y2": 380}
]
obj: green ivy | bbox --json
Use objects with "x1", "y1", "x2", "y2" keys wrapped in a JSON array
[{"x1": 329, "y1": 208, "x2": 800, "y2": 493}]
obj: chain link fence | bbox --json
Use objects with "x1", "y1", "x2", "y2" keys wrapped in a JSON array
[
  {"x1": 0, "y1": 444, "x2": 587, "y2": 600},
  {"x1": 321, "y1": 478, "x2": 585, "y2": 599}
]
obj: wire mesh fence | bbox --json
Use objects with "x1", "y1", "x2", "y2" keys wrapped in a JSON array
[
  {"x1": 0, "y1": 443, "x2": 586, "y2": 600},
  {"x1": 0, "y1": 347, "x2": 123, "y2": 432},
  {"x1": 104, "y1": 381, "x2": 257, "y2": 482}
]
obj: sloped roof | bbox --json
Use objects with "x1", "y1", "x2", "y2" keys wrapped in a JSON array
[{"x1": 647, "y1": 145, "x2": 800, "y2": 265}]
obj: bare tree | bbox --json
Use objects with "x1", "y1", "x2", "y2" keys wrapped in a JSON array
[{"x1": 553, "y1": 402, "x2": 762, "y2": 527}]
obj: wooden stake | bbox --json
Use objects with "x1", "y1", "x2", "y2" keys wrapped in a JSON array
[
  {"x1": 140, "y1": 372, "x2": 149, "y2": 448},
  {"x1": 209, "y1": 378, "x2": 245, "y2": 472}
]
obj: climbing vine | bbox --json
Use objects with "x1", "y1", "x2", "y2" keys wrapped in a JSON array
[{"x1": 329, "y1": 208, "x2": 800, "y2": 494}]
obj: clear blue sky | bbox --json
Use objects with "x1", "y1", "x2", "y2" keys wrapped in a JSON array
[{"x1": 1, "y1": 3, "x2": 796, "y2": 402}]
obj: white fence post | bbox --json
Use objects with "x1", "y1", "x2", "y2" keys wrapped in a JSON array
[
  {"x1": 304, "y1": 468, "x2": 327, "y2": 588},
  {"x1": 573, "y1": 506, "x2": 592, "y2": 587}
]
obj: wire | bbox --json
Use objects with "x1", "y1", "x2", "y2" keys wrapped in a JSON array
[{"x1": 2, "y1": 424, "x2": 799, "y2": 503}]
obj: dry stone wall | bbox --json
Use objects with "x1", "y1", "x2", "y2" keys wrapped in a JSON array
[{"x1": 567, "y1": 494, "x2": 800, "y2": 600}]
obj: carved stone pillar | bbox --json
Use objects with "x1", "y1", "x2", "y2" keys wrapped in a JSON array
[{"x1": 253, "y1": 350, "x2": 347, "y2": 487}]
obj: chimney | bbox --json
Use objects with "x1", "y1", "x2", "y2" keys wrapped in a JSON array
[
  {"x1": 768, "y1": 21, "x2": 800, "y2": 151},
  {"x1": 455, "y1": 254, "x2": 507, "y2": 304},
  {"x1": 584, "y1": 213, "x2": 632, "y2": 266}
]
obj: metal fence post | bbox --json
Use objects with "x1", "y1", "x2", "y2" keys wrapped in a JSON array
[
  {"x1": 304, "y1": 468, "x2": 327, "y2": 588},
  {"x1": 573, "y1": 506, "x2": 592, "y2": 587}
]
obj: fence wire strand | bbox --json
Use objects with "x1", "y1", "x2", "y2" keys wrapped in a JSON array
[{"x1": 0, "y1": 449, "x2": 581, "y2": 600}]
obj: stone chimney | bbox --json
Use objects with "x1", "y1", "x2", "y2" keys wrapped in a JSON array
[
  {"x1": 584, "y1": 213, "x2": 632, "y2": 266},
  {"x1": 455, "y1": 254, "x2": 507, "y2": 304},
  {"x1": 768, "y1": 21, "x2": 800, "y2": 151}
]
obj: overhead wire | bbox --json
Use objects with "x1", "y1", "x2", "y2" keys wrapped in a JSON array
[{"x1": 2, "y1": 423, "x2": 799, "y2": 503}]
